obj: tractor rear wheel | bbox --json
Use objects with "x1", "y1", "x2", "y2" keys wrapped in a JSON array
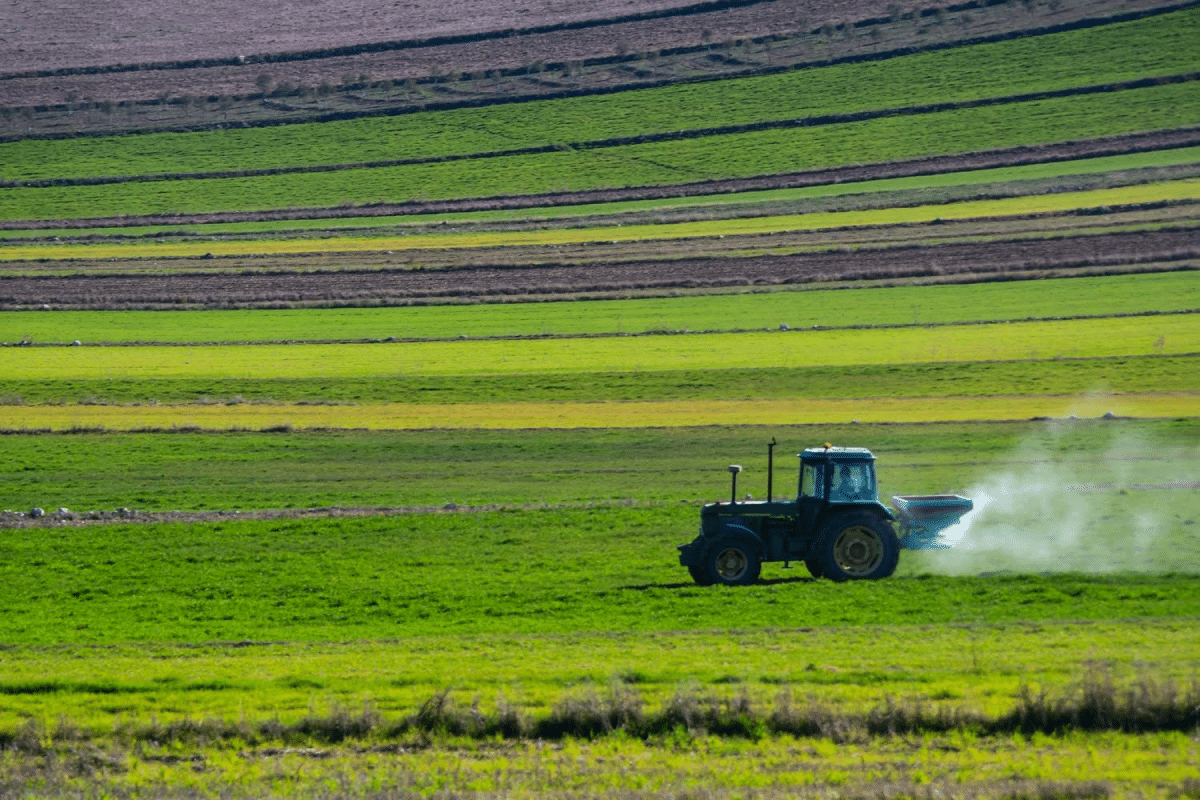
[
  {"x1": 688, "y1": 565, "x2": 715, "y2": 586},
  {"x1": 816, "y1": 512, "x2": 899, "y2": 582},
  {"x1": 705, "y1": 538, "x2": 762, "y2": 586}
]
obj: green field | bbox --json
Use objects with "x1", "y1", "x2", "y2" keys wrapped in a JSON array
[{"x1": 6, "y1": 83, "x2": 1200, "y2": 221}]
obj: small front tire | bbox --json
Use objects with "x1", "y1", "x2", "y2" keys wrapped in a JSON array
[{"x1": 705, "y1": 538, "x2": 762, "y2": 586}]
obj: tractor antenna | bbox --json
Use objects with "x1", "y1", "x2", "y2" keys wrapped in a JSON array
[{"x1": 767, "y1": 438, "x2": 776, "y2": 502}]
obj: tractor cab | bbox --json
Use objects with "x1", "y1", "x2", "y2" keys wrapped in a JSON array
[{"x1": 799, "y1": 446, "x2": 880, "y2": 505}]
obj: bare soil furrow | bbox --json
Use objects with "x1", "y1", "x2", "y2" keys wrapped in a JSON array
[{"x1": 1, "y1": 229, "x2": 1193, "y2": 309}]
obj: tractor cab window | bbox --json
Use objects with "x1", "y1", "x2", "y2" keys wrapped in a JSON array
[
  {"x1": 829, "y1": 462, "x2": 874, "y2": 503},
  {"x1": 800, "y1": 463, "x2": 823, "y2": 499}
]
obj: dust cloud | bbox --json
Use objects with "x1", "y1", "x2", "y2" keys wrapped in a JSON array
[{"x1": 917, "y1": 421, "x2": 1199, "y2": 575}]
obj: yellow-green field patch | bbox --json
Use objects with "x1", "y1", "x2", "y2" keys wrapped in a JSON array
[
  {"x1": 1, "y1": 316, "x2": 1193, "y2": 379},
  {"x1": 3, "y1": 392, "x2": 1193, "y2": 430}
]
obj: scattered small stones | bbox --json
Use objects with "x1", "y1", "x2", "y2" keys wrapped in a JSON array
[
  {"x1": 443, "y1": 502, "x2": 458, "y2": 511},
  {"x1": 29, "y1": 507, "x2": 44, "y2": 518},
  {"x1": 779, "y1": 323, "x2": 789, "y2": 331}
]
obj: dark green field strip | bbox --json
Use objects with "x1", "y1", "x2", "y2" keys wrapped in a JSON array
[
  {"x1": 10, "y1": 156, "x2": 1200, "y2": 247},
  {"x1": 0, "y1": 419, "x2": 1195, "y2": 513},
  {"x1": 2, "y1": 8, "x2": 1197, "y2": 182},
  {"x1": 7, "y1": 74, "x2": 1200, "y2": 193},
  {"x1": 0, "y1": 355, "x2": 1193, "y2": 406},
  {"x1": 1, "y1": 504, "x2": 1197, "y2": 645},
  {"x1": 6, "y1": 83, "x2": 1199, "y2": 221}
]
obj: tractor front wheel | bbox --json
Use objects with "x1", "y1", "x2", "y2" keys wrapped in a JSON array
[
  {"x1": 688, "y1": 565, "x2": 715, "y2": 586},
  {"x1": 705, "y1": 538, "x2": 762, "y2": 586},
  {"x1": 816, "y1": 513, "x2": 899, "y2": 582},
  {"x1": 804, "y1": 559, "x2": 823, "y2": 579}
]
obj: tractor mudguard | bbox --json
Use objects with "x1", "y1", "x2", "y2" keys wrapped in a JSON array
[{"x1": 719, "y1": 522, "x2": 764, "y2": 553}]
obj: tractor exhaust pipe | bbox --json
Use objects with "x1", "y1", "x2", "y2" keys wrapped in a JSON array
[
  {"x1": 767, "y1": 437, "x2": 776, "y2": 502},
  {"x1": 728, "y1": 464, "x2": 742, "y2": 504}
]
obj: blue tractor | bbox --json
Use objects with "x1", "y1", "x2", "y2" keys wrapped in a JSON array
[{"x1": 678, "y1": 442, "x2": 972, "y2": 585}]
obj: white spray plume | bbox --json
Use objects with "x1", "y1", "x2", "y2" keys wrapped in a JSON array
[{"x1": 918, "y1": 421, "x2": 1200, "y2": 575}]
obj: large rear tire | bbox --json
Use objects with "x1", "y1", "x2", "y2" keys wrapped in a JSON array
[
  {"x1": 816, "y1": 512, "x2": 899, "y2": 582},
  {"x1": 705, "y1": 538, "x2": 762, "y2": 586}
]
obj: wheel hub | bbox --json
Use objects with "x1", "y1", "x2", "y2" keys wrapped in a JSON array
[
  {"x1": 833, "y1": 526, "x2": 883, "y2": 576},
  {"x1": 714, "y1": 547, "x2": 747, "y2": 580}
]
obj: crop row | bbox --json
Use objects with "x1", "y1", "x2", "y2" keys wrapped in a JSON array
[
  {"x1": 2, "y1": 314, "x2": 1195, "y2": 379},
  {"x1": 5, "y1": 82, "x2": 1198, "y2": 221},
  {"x1": 4, "y1": 144, "x2": 1197, "y2": 240},
  {"x1": 3, "y1": 272, "x2": 1191, "y2": 343},
  {"x1": 2, "y1": 417, "x2": 1195, "y2": 513},
  {"x1": 0, "y1": 355, "x2": 1193, "y2": 407},
  {"x1": 6, "y1": 393, "x2": 1196, "y2": 431},
  {"x1": 2, "y1": 8, "x2": 1197, "y2": 182},
  {"x1": 5, "y1": 178, "x2": 1198, "y2": 260}
]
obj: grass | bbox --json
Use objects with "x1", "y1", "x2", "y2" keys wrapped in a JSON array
[
  {"x1": 1, "y1": 314, "x2": 1195, "y2": 379},
  {"x1": 0, "y1": 417, "x2": 1195, "y2": 512},
  {"x1": 0, "y1": 627, "x2": 1196, "y2": 736},
  {"x1": 2, "y1": 9, "x2": 1197, "y2": 183},
  {"x1": 2, "y1": 506, "x2": 1199, "y2": 645},
  {"x1": 0, "y1": 354, "x2": 1193, "y2": 405},
  {"x1": 2, "y1": 392, "x2": 1196, "y2": 430},
  {"x1": 5, "y1": 83, "x2": 1200, "y2": 221},
  {"x1": 2, "y1": 726, "x2": 1197, "y2": 798}
]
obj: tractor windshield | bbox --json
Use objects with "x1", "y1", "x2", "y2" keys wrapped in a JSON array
[
  {"x1": 829, "y1": 462, "x2": 875, "y2": 503},
  {"x1": 800, "y1": 463, "x2": 823, "y2": 499}
]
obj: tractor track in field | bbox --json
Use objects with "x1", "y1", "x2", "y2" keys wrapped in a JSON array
[
  {"x1": 0, "y1": 500, "x2": 664, "y2": 529},
  {"x1": 5, "y1": 480, "x2": 1198, "y2": 528},
  {"x1": 0, "y1": 228, "x2": 1194, "y2": 308}
]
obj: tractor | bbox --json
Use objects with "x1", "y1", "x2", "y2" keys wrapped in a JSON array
[{"x1": 678, "y1": 441, "x2": 972, "y2": 585}]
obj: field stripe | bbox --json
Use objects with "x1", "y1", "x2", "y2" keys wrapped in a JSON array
[
  {"x1": 0, "y1": 315, "x2": 1193, "y2": 379},
  {"x1": 4, "y1": 83, "x2": 1199, "y2": 222},
  {"x1": 2, "y1": 393, "x2": 1194, "y2": 430},
  {"x1": 3, "y1": 179, "x2": 1198, "y2": 260}
]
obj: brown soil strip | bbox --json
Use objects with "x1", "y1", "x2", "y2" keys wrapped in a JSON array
[
  {"x1": 0, "y1": 0, "x2": 1185, "y2": 138},
  {"x1": 1, "y1": 229, "x2": 1194, "y2": 309}
]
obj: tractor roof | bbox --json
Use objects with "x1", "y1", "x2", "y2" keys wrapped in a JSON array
[{"x1": 799, "y1": 446, "x2": 875, "y2": 461}]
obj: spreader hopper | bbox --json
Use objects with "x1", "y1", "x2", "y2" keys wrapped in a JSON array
[{"x1": 891, "y1": 494, "x2": 974, "y2": 550}]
